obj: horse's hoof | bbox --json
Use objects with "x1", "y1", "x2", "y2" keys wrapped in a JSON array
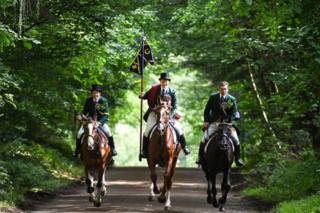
[
  {"x1": 219, "y1": 205, "x2": 225, "y2": 212},
  {"x1": 207, "y1": 196, "x2": 212, "y2": 204},
  {"x1": 164, "y1": 205, "x2": 171, "y2": 211},
  {"x1": 213, "y1": 200, "x2": 219, "y2": 208},
  {"x1": 153, "y1": 187, "x2": 161, "y2": 194},
  {"x1": 158, "y1": 196, "x2": 166, "y2": 203},
  {"x1": 94, "y1": 200, "x2": 102, "y2": 207},
  {"x1": 89, "y1": 196, "x2": 94, "y2": 202},
  {"x1": 148, "y1": 195, "x2": 155, "y2": 201}
]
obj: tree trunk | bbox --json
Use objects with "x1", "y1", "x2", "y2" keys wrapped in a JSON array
[
  {"x1": 245, "y1": 58, "x2": 281, "y2": 148},
  {"x1": 309, "y1": 126, "x2": 320, "y2": 158}
]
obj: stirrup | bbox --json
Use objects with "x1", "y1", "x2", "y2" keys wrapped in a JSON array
[
  {"x1": 235, "y1": 158, "x2": 244, "y2": 167},
  {"x1": 111, "y1": 149, "x2": 117, "y2": 156},
  {"x1": 73, "y1": 149, "x2": 80, "y2": 158},
  {"x1": 195, "y1": 159, "x2": 201, "y2": 165},
  {"x1": 183, "y1": 147, "x2": 191, "y2": 155},
  {"x1": 140, "y1": 151, "x2": 147, "y2": 158}
]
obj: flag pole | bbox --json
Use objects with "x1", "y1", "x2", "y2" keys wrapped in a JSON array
[{"x1": 139, "y1": 31, "x2": 145, "y2": 161}]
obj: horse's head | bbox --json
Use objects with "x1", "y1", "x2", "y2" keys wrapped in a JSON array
[
  {"x1": 217, "y1": 123, "x2": 232, "y2": 151},
  {"x1": 76, "y1": 114, "x2": 98, "y2": 151},
  {"x1": 154, "y1": 95, "x2": 172, "y2": 134}
]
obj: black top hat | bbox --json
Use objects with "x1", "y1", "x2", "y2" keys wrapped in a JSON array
[
  {"x1": 159, "y1": 72, "x2": 171, "y2": 81},
  {"x1": 91, "y1": 84, "x2": 103, "y2": 92}
]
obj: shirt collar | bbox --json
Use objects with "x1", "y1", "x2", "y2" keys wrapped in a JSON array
[
  {"x1": 220, "y1": 94, "x2": 227, "y2": 99},
  {"x1": 93, "y1": 97, "x2": 100, "y2": 103}
]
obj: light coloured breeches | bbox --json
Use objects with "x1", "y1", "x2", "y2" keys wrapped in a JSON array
[
  {"x1": 144, "y1": 111, "x2": 183, "y2": 137},
  {"x1": 202, "y1": 122, "x2": 239, "y2": 145},
  {"x1": 77, "y1": 123, "x2": 112, "y2": 139}
]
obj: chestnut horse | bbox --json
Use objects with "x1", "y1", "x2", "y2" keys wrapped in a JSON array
[
  {"x1": 200, "y1": 123, "x2": 234, "y2": 212},
  {"x1": 77, "y1": 114, "x2": 112, "y2": 207},
  {"x1": 147, "y1": 95, "x2": 181, "y2": 210}
]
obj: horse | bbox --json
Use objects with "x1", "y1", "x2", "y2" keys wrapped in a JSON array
[
  {"x1": 76, "y1": 114, "x2": 112, "y2": 207},
  {"x1": 147, "y1": 95, "x2": 181, "y2": 211},
  {"x1": 200, "y1": 123, "x2": 234, "y2": 212}
]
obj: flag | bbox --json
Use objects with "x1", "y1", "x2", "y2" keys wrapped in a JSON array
[{"x1": 129, "y1": 39, "x2": 154, "y2": 75}]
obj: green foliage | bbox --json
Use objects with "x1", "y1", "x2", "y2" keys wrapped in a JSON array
[
  {"x1": 243, "y1": 149, "x2": 320, "y2": 204},
  {"x1": 275, "y1": 195, "x2": 320, "y2": 213},
  {"x1": 0, "y1": 139, "x2": 80, "y2": 204},
  {"x1": 0, "y1": 0, "x2": 320, "y2": 210},
  {"x1": 0, "y1": 161, "x2": 13, "y2": 201}
]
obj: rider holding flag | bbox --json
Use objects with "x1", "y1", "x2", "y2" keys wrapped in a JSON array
[{"x1": 139, "y1": 72, "x2": 191, "y2": 158}]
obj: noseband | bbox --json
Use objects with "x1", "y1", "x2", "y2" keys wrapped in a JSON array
[{"x1": 218, "y1": 124, "x2": 231, "y2": 151}]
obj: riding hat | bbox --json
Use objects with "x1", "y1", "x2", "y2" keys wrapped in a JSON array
[
  {"x1": 159, "y1": 72, "x2": 171, "y2": 81},
  {"x1": 91, "y1": 84, "x2": 103, "y2": 92}
]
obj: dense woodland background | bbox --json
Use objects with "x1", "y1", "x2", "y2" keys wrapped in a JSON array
[{"x1": 1, "y1": 0, "x2": 320, "y2": 212}]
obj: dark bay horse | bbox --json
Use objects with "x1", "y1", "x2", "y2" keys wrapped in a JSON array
[
  {"x1": 201, "y1": 123, "x2": 234, "y2": 212},
  {"x1": 77, "y1": 114, "x2": 112, "y2": 207},
  {"x1": 147, "y1": 95, "x2": 181, "y2": 210}
]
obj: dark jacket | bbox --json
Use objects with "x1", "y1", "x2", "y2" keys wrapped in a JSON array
[
  {"x1": 83, "y1": 96, "x2": 109, "y2": 124},
  {"x1": 142, "y1": 86, "x2": 177, "y2": 121},
  {"x1": 204, "y1": 93, "x2": 238, "y2": 123}
]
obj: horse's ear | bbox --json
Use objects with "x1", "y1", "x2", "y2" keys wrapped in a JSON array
[{"x1": 75, "y1": 113, "x2": 83, "y2": 122}]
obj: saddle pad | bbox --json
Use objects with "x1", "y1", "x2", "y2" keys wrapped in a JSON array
[
  {"x1": 204, "y1": 135, "x2": 234, "y2": 154},
  {"x1": 149, "y1": 125, "x2": 177, "y2": 144}
]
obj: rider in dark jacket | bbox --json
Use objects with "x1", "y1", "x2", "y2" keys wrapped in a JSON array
[
  {"x1": 198, "y1": 81, "x2": 244, "y2": 167},
  {"x1": 73, "y1": 84, "x2": 117, "y2": 157}
]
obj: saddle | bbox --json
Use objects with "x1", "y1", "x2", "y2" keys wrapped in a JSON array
[
  {"x1": 203, "y1": 130, "x2": 234, "y2": 155},
  {"x1": 148, "y1": 123, "x2": 178, "y2": 145}
]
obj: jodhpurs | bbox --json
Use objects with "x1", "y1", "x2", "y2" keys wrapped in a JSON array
[
  {"x1": 77, "y1": 123, "x2": 112, "y2": 139},
  {"x1": 202, "y1": 122, "x2": 239, "y2": 145},
  {"x1": 144, "y1": 111, "x2": 183, "y2": 137}
]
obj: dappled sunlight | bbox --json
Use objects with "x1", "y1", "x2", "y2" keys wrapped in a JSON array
[{"x1": 106, "y1": 180, "x2": 149, "y2": 186}]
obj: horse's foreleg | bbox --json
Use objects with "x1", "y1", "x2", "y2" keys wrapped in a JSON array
[
  {"x1": 94, "y1": 165, "x2": 106, "y2": 207},
  {"x1": 85, "y1": 168, "x2": 95, "y2": 202},
  {"x1": 101, "y1": 168, "x2": 107, "y2": 196},
  {"x1": 164, "y1": 190, "x2": 171, "y2": 211},
  {"x1": 159, "y1": 159, "x2": 173, "y2": 204},
  {"x1": 205, "y1": 171, "x2": 213, "y2": 204},
  {"x1": 148, "y1": 160, "x2": 159, "y2": 201},
  {"x1": 164, "y1": 158, "x2": 177, "y2": 210},
  {"x1": 219, "y1": 170, "x2": 231, "y2": 211},
  {"x1": 148, "y1": 183, "x2": 156, "y2": 201},
  {"x1": 211, "y1": 173, "x2": 218, "y2": 208}
]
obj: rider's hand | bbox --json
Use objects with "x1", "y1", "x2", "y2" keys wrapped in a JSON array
[
  {"x1": 173, "y1": 112, "x2": 181, "y2": 120},
  {"x1": 203, "y1": 122, "x2": 209, "y2": 129},
  {"x1": 139, "y1": 92, "x2": 144, "y2": 99}
]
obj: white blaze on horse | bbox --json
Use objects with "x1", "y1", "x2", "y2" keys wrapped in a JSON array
[{"x1": 76, "y1": 114, "x2": 112, "y2": 207}]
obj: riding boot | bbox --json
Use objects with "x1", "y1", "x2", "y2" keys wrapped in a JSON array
[
  {"x1": 234, "y1": 144, "x2": 244, "y2": 167},
  {"x1": 141, "y1": 136, "x2": 149, "y2": 158},
  {"x1": 195, "y1": 142, "x2": 205, "y2": 165},
  {"x1": 73, "y1": 138, "x2": 82, "y2": 158},
  {"x1": 179, "y1": 134, "x2": 191, "y2": 155},
  {"x1": 108, "y1": 136, "x2": 117, "y2": 156}
]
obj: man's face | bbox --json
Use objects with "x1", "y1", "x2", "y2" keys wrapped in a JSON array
[
  {"x1": 91, "y1": 90, "x2": 101, "y2": 101},
  {"x1": 219, "y1": 85, "x2": 228, "y2": 96},
  {"x1": 160, "y1": 79, "x2": 169, "y2": 89}
]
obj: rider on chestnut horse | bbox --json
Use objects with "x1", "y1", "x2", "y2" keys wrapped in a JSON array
[
  {"x1": 73, "y1": 84, "x2": 117, "y2": 158},
  {"x1": 139, "y1": 72, "x2": 191, "y2": 158}
]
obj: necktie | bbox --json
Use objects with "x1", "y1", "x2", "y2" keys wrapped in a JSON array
[{"x1": 161, "y1": 89, "x2": 165, "y2": 96}]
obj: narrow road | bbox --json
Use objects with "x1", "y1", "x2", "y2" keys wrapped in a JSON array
[{"x1": 28, "y1": 167, "x2": 271, "y2": 213}]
